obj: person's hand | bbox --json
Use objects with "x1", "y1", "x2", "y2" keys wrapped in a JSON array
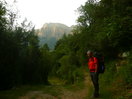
[{"x1": 95, "y1": 71, "x2": 98, "y2": 75}]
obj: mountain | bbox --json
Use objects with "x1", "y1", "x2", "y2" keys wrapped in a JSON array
[{"x1": 36, "y1": 23, "x2": 72, "y2": 49}]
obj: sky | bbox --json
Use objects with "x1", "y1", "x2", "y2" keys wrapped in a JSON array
[{"x1": 4, "y1": 0, "x2": 87, "y2": 29}]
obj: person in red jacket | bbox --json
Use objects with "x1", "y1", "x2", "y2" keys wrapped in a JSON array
[{"x1": 87, "y1": 50, "x2": 99, "y2": 98}]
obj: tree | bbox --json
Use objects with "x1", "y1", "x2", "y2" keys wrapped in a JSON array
[
  {"x1": 75, "y1": 0, "x2": 132, "y2": 58},
  {"x1": 0, "y1": 1, "x2": 53, "y2": 89}
]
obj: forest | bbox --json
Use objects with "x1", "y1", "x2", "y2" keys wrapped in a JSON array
[{"x1": 0, "y1": 0, "x2": 132, "y2": 99}]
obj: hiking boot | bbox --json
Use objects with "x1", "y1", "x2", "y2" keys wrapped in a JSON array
[
  {"x1": 94, "y1": 94, "x2": 99, "y2": 98},
  {"x1": 91, "y1": 94, "x2": 99, "y2": 98}
]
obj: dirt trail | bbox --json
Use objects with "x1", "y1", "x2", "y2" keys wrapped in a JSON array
[
  {"x1": 19, "y1": 71, "x2": 91, "y2": 99},
  {"x1": 59, "y1": 72, "x2": 92, "y2": 99}
]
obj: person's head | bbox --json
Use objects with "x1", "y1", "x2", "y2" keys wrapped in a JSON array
[{"x1": 87, "y1": 50, "x2": 93, "y2": 57}]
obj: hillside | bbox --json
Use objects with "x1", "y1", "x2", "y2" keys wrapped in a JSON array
[{"x1": 36, "y1": 23, "x2": 72, "y2": 49}]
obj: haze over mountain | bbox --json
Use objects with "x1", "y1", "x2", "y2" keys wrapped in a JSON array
[{"x1": 36, "y1": 23, "x2": 72, "y2": 49}]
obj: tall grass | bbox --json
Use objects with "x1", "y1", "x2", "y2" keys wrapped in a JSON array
[{"x1": 99, "y1": 53, "x2": 132, "y2": 99}]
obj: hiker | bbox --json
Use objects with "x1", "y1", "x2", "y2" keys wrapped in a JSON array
[{"x1": 87, "y1": 50, "x2": 99, "y2": 98}]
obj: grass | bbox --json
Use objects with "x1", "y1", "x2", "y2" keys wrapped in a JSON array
[
  {"x1": 0, "y1": 61, "x2": 131, "y2": 99},
  {"x1": 0, "y1": 84, "x2": 62, "y2": 99},
  {"x1": 95, "y1": 59, "x2": 132, "y2": 99},
  {"x1": 0, "y1": 76, "x2": 85, "y2": 99},
  {"x1": 63, "y1": 81, "x2": 84, "y2": 92}
]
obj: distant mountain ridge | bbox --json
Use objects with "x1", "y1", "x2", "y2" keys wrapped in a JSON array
[{"x1": 36, "y1": 23, "x2": 72, "y2": 49}]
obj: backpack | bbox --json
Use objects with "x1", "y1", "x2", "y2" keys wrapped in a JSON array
[{"x1": 94, "y1": 52, "x2": 105, "y2": 74}]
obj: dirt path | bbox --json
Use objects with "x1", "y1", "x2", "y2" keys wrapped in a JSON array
[
  {"x1": 19, "y1": 71, "x2": 91, "y2": 99},
  {"x1": 58, "y1": 72, "x2": 92, "y2": 99}
]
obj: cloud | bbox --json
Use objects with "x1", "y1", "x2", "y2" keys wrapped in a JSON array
[{"x1": 5, "y1": 0, "x2": 87, "y2": 28}]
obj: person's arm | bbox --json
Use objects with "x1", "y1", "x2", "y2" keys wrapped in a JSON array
[
  {"x1": 94, "y1": 57, "x2": 98, "y2": 73},
  {"x1": 95, "y1": 63, "x2": 98, "y2": 73}
]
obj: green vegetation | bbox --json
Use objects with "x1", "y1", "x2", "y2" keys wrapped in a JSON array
[
  {"x1": 0, "y1": 0, "x2": 132, "y2": 99},
  {"x1": 98, "y1": 55, "x2": 132, "y2": 99},
  {"x1": 0, "y1": 1, "x2": 52, "y2": 90},
  {"x1": 0, "y1": 85, "x2": 62, "y2": 99}
]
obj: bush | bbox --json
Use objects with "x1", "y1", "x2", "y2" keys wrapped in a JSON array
[
  {"x1": 118, "y1": 58, "x2": 132, "y2": 85},
  {"x1": 56, "y1": 55, "x2": 84, "y2": 84},
  {"x1": 100, "y1": 61, "x2": 117, "y2": 85}
]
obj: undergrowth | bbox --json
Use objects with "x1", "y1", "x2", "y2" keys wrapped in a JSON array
[{"x1": 99, "y1": 55, "x2": 132, "y2": 99}]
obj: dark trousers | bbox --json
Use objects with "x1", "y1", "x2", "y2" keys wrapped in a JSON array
[{"x1": 90, "y1": 72, "x2": 99, "y2": 96}]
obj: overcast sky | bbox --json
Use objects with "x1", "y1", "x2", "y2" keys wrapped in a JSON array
[{"x1": 5, "y1": 0, "x2": 87, "y2": 29}]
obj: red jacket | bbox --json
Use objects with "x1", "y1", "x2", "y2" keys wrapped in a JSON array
[{"x1": 88, "y1": 57, "x2": 98, "y2": 72}]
